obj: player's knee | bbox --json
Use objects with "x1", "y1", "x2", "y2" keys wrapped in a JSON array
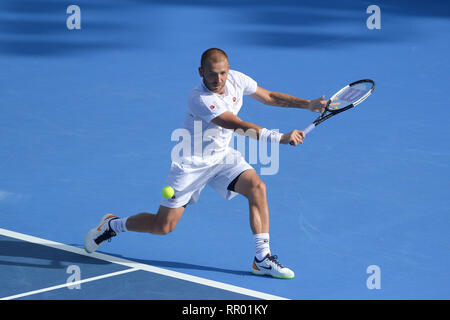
[
  {"x1": 150, "y1": 217, "x2": 176, "y2": 235},
  {"x1": 159, "y1": 221, "x2": 176, "y2": 235},
  {"x1": 249, "y1": 180, "x2": 266, "y2": 199},
  {"x1": 153, "y1": 206, "x2": 184, "y2": 235}
]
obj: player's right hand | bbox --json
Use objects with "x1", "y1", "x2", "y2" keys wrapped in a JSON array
[{"x1": 281, "y1": 130, "x2": 305, "y2": 146}]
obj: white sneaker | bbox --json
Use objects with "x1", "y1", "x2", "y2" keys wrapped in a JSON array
[
  {"x1": 84, "y1": 214, "x2": 118, "y2": 253},
  {"x1": 252, "y1": 254, "x2": 295, "y2": 279}
]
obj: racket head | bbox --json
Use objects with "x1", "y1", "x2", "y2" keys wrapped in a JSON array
[{"x1": 326, "y1": 79, "x2": 375, "y2": 111}]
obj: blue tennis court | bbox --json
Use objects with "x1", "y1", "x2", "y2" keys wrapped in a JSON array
[{"x1": 0, "y1": 0, "x2": 449, "y2": 301}]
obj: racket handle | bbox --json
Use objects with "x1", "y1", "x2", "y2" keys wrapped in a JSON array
[
  {"x1": 303, "y1": 123, "x2": 316, "y2": 135},
  {"x1": 289, "y1": 123, "x2": 316, "y2": 146}
]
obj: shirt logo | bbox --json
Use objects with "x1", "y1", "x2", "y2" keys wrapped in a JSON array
[
  {"x1": 210, "y1": 105, "x2": 215, "y2": 110},
  {"x1": 233, "y1": 97, "x2": 236, "y2": 102}
]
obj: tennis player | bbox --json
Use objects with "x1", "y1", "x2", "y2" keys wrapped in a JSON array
[{"x1": 84, "y1": 48, "x2": 327, "y2": 279}]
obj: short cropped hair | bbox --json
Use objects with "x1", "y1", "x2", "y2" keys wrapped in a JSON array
[{"x1": 200, "y1": 48, "x2": 228, "y2": 69}]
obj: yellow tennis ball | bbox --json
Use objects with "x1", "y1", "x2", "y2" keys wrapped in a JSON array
[{"x1": 162, "y1": 186, "x2": 174, "y2": 199}]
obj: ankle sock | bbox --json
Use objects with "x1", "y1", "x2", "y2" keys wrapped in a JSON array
[
  {"x1": 254, "y1": 233, "x2": 270, "y2": 261},
  {"x1": 110, "y1": 217, "x2": 128, "y2": 234}
]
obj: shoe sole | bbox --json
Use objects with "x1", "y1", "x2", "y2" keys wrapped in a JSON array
[
  {"x1": 251, "y1": 269, "x2": 295, "y2": 279},
  {"x1": 84, "y1": 214, "x2": 117, "y2": 253}
]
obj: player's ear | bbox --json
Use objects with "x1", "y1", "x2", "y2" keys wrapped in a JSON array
[{"x1": 198, "y1": 67, "x2": 203, "y2": 77}]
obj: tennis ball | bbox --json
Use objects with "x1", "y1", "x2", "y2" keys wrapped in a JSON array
[{"x1": 162, "y1": 186, "x2": 175, "y2": 199}]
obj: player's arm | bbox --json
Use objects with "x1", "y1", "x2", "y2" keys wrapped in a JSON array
[
  {"x1": 211, "y1": 111, "x2": 304, "y2": 146},
  {"x1": 250, "y1": 86, "x2": 327, "y2": 113}
]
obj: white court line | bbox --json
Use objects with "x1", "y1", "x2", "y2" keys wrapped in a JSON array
[
  {"x1": 0, "y1": 268, "x2": 139, "y2": 300},
  {"x1": 0, "y1": 228, "x2": 289, "y2": 300}
]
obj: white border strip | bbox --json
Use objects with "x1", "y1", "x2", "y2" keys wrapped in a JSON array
[
  {"x1": 0, "y1": 228, "x2": 288, "y2": 300},
  {"x1": 1, "y1": 268, "x2": 139, "y2": 300}
]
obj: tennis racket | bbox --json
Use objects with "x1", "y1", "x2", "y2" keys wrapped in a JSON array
[{"x1": 292, "y1": 79, "x2": 375, "y2": 143}]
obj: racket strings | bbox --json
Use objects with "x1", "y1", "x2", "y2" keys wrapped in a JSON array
[{"x1": 331, "y1": 82, "x2": 373, "y2": 110}]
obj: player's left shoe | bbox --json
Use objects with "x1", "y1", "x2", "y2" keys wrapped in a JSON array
[
  {"x1": 251, "y1": 253, "x2": 295, "y2": 279},
  {"x1": 84, "y1": 214, "x2": 118, "y2": 253}
]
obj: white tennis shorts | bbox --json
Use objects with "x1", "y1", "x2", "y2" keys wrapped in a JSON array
[{"x1": 160, "y1": 148, "x2": 253, "y2": 208}]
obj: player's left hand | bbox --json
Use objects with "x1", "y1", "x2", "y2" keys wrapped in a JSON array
[{"x1": 308, "y1": 96, "x2": 328, "y2": 113}]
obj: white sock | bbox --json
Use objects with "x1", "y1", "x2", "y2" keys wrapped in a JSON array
[
  {"x1": 110, "y1": 217, "x2": 128, "y2": 234},
  {"x1": 254, "y1": 233, "x2": 270, "y2": 261}
]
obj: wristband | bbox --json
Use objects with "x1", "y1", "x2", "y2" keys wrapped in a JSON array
[{"x1": 260, "y1": 128, "x2": 283, "y2": 144}]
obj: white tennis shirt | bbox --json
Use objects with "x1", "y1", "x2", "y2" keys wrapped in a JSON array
[{"x1": 174, "y1": 70, "x2": 257, "y2": 169}]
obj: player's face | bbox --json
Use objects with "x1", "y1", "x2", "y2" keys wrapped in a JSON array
[{"x1": 199, "y1": 59, "x2": 230, "y2": 94}]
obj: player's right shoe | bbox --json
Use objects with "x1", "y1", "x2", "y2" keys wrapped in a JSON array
[
  {"x1": 84, "y1": 214, "x2": 118, "y2": 253},
  {"x1": 251, "y1": 253, "x2": 295, "y2": 279}
]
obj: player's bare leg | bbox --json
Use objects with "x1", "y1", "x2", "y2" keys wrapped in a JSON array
[
  {"x1": 233, "y1": 169, "x2": 269, "y2": 235},
  {"x1": 233, "y1": 169, "x2": 295, "y2": 279},
  {"x1": 126, "y1": 205, "x2": 185, "y2": 235},
  {"x1": 84, "y1": 205, "x2": 185, "y2": 253}
]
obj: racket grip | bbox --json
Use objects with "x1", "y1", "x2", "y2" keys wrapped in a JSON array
[
  {"x1": 289, "y1": 123, "x2": 316, "y2": 146},
  {"x1": 303, "y1": 123, "x2": 316, "y2": 135}
]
